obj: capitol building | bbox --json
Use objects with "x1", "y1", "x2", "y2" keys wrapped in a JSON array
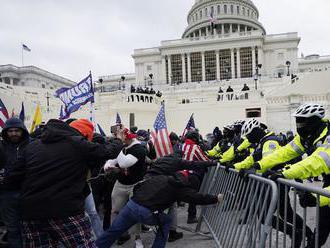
[{"x1": 1, "y1": 0, "x2": 330, "y2": 135}]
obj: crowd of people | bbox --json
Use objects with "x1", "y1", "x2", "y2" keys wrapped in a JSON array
[
  {"x1": 217, "y1": 84, "x2": 250, "y2": 101},
  {"x1": 0, "y1": 102, "x2": 330, "y2": 248},
  {"x1": 130, "y1": 85, "x2": 162, "y2": 98}
]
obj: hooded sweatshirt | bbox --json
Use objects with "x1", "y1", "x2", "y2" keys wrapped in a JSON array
[
  {"x1": 0, "y1": 117, "x2": 30, "y2": 191},
  {"x1": 5, "y1": 119, "x2": 123, "y2": 220}
]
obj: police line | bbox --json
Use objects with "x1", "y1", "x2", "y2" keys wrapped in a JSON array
[{"x1": 195, "y1": 166, "x2": 330, "y2": 248}]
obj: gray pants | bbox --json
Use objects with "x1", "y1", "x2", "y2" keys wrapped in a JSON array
[{"x1": 111, "y1": 181, "x2": 141, "y2": 236}]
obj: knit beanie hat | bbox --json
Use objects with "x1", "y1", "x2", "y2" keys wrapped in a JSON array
[{"x1": 70, "y1": 119, "x2": 94, "y2": 141}]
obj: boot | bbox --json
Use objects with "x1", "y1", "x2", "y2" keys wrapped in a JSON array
[{"x1": 168, "y1": 230, "x2": 183, "y2": 242}]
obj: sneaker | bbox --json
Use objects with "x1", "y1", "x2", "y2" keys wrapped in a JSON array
[
  {"x1": 117, "y1": 234, "x2": 130, "y2": 245},
  {"x1": 135, "y1": 239, "x2": 144, "y2": 248},
  {"x1": 141, "y1": 224, "x2": 152, "y2": 232},
  {"x1": 168, "y1": 230, "x2": 183, "y2": 242},
  {"x1": 187, "y1": 216, "x2": 198, "y2": 224}
]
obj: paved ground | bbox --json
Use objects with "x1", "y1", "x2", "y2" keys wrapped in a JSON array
[{"x1": 111, "y1": 205, "x2": 215, "y2": 248}]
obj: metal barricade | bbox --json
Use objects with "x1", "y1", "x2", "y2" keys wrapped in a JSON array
[
  {"x1": 196, "y1": 166, "x2": 278, "y2": 248},
  {"x1": 270, "y1": 178, "x2": 330, "y2": 248}
]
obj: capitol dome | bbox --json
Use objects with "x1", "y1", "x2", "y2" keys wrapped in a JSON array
[{"x1": 183, "y1": 0, "x2": 266, "y2": 38}]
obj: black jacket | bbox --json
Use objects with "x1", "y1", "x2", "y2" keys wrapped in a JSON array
[
  {"x1": 132, "y1": 156, "x2": 218, "y2": 212},
  {"x1": 0, "y1": 117, "x2": 30, "y2": 191},
  {"x1": 6, "y1": 119, "x2": 123, "y2": 220}
]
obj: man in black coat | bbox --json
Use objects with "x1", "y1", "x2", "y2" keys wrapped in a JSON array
[
  {"x1": 96, "y1": 156, "x2": 223, "y2": 248},
  {"x1": 6, "y1": 119, "x2": 123, "y2": 247},
  {"x1": 0, "y1": 117, "x2": 30, "y2": 248}
]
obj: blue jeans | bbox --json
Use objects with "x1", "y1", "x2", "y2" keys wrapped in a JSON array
[
  {"x1": 0, "y1": 191, "x2": 23, "y2": 248},
  {"x1": 96, "y1": 199, "x2": 172, "y2": 248},
  {"x1": 85, "y1": 192, "x2": 103, "y2": 238}
]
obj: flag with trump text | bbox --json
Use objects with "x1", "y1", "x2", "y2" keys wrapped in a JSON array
[
  {"x1": 151, "y1": 104, "x2": 173, "y2": 158},
  {"x1": 0, "y1": 99, "x2": 9, "y2": 129},
  {"x1": 182, "y1": 113, "x2": 195, "y2": 137},
  {"x1": 55, "y1": 73, "x2": 94, "y2": 117}
]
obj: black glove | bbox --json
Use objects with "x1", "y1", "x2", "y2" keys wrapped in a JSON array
[
  {"x1": 238, "y1": 168, "x2": 256, "y2": 179},
  {"x1": 299, "y1": 192, "x2": 317, "y2": 208},
  {"x1": 253, "y1": 162, "x2": 261, "y2": 170},
  {"x1": 225, "y1": 164, "x2": 234, "y2": 173},
  {"x1": 268, "y1": 171, "x2": 285, "y2": 182},
  {"x1": 262, "y1": 169, "x2": 275, "y2": 178}
]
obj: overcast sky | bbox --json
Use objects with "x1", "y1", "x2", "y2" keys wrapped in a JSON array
[{"x1": 1, "y1": 0, "x2": 329, "y2": 82}]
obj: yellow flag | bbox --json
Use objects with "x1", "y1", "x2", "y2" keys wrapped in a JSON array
[{"x1": 30, "y1": 104, "x2": 42, "y2": 133}]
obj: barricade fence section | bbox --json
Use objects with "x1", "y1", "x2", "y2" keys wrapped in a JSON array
[
  {"x1": 196, "y1": 166, "x2": 278, "y2": 248},
  {"x1": 270, "y1": 179, "x2": 330, "y2": 248},
  {"x1": 196, "y1": 166, "x2": 330, "y2": 248}
]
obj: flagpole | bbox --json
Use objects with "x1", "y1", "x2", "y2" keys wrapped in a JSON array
[
  {"x1": 89, "y1": 71, "x2": 96, "y2": 131},
  {"x1": 21, "y1": 44, "x2": 24, "y2": 66}
]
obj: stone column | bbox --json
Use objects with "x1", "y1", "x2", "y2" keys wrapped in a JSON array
[
  {"x1": 231, "y1": 48, "x2": 235, "y2": 79},
  {"x1": 216, "y1": 50, "x2": 220, "y2": 81},
  {"x1": 201, "y1": 52, "x2": 206, "y2": 82},
  {"x1": 237, "y1": 48, "x2": 241, "y2": 78},
  {"x1": 252, "y1": 47, "x2": 256, "y2": 76},
  {"x1": 9, "y1": 78, "x2": 14, "y2": 85},
  {"x1": 199, "y1": 29, "x2": 202, "y2": 37},
  {"x1": 245, "y1": 25, "x2": 248, "y2": 33},
  {"x1": 162, "y1": 56, "x2": 167, "y2": 84},
  {"x1": 221, "y1": 24, "x2": 224, "y2": 35},
  {"x1": 181, "y1": 54, "x2": 186, "y2": 83},
  {"x1": 229, "y1": 24, "x2": 233, "y2": 33},
  {"x1": 206, "y1": 27, "x2": 209, "y2": 36},
  {"x1": 187, "y1": 53, "x2": 192, "y2": 82},
  {"x1": 168, "y1": 55, "x2": 172, "y2": 84}
]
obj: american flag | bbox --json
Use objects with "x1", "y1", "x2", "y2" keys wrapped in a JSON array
[
  {"x1": 22, "y1": 44, "x2": 31, "y2": 52},
  {"x1": 182, "y1": 114, "x2": 196, "y2": 137},
  {"x1": 151, "y1": 104, "x2": 173, "y2": 158},
  {"x1": 116, "y1": 112, "x2": 122, "y2": 125},
  {"x1": 209, "y1": 9, "x2": 216, "y2": 29},
  {"x1": 0, "y1": 99, "x2": 9, "y2": 129}
]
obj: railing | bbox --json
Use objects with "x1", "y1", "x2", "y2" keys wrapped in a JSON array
[
  {"x1": 217, "y1": 92, "x2": 250, "y2": 101},
  {"x1": 126, "y1": 93, "x2": 162, "y2": 104},
  {"x1": 196, "y1": 166, "x2": 278, "y2": 248}
]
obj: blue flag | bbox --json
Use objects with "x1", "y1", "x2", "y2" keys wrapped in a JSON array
[
  {"x1": 97, "y1": 123, "x2": 106, "y2": 137},
  {"x1": 59, "y1": 105, "x2": 70, "y2": 120},
  {"x1": 19, "y1": 102, "x2": 25, "y2": 122},
  {"x1": 55, "y1": 73, "x2": 94, "y2": 116},
  {"x1": 116, "y1": 112, "x2": 122, "y2": 125}
]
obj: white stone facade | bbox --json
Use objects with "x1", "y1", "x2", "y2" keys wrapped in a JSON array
[{"x1": 0, "y1": 64, "x2": 74, "y2": 90}]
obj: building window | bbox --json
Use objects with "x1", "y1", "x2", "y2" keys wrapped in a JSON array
[
  {"x1": 231, "y1": 5, "x2": 234, "y2": 14},
  {"x1": 195, "y1": 13, "x2": 198, "y2": 20},
  {"x1": 224, "y1": 5, "x2": 227, "y2": 14},
  {"x1": 243, "y1": 7, "x2": 245, "y2": 16},
  {"x1": 246, "y1": 108, "x2": 261, "y2": 118},
  {"x1": 219, "y1": 49, "x2": 232, "y2": 80},
  {"x1": 247, "y1": 9, "x2": 250, "y2": 16},
  {"x1": 205, "y1": 51, "x2": 216, "y2": 81},
  {"x1": 211, "y1": 6, "x2": 214, "y2": 15},
  {"x1": 205, "y1": 8, "x2": 208, "y2": 17},
  {"x1": 217, "y1": 5, "x2": 221, "y2": 14},
  {"x1": 171, "y1": 54, "x2": 183, "y2": 84},
  {"x1": 147, "y1": 65, "x2": 152, "y2": 71},
  {"x1": 240, "y1": 47, "x2": 253, "y2": 78},
  {"x1": 200, "y1": 10, "x2": 203, "y2": 19},
  {"x1": 237, "y1": 6, "x2": 240, "y2": 14},
  {"x1": 191, "y1": 52, "x2": 202, "y2": 82}
]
